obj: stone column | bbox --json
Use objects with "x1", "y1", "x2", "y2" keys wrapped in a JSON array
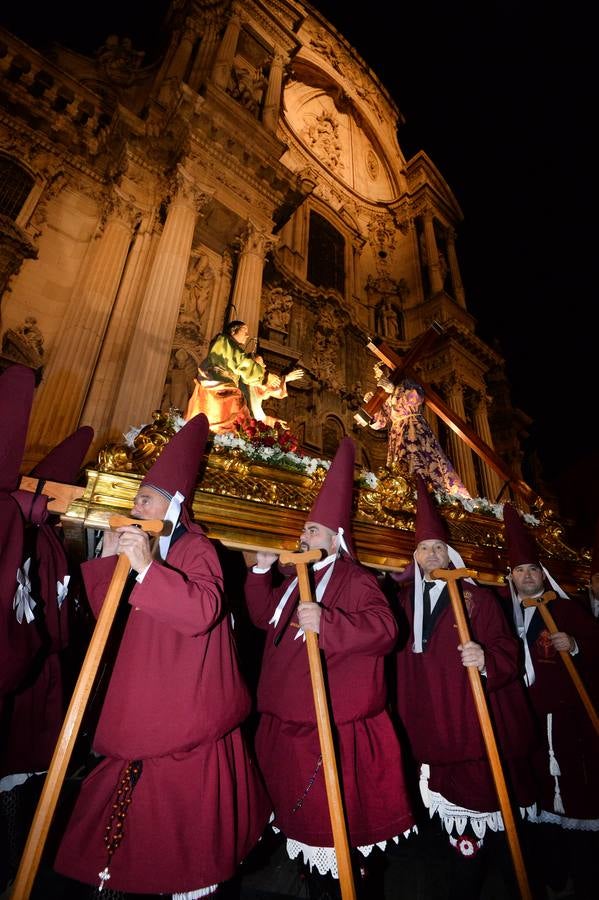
[
  {"x1": 407, "y1": 218, "x2": 425, "y2": 301},
  {"x1": 166, "y1": 19, "x2": 198, "y2": 83},
  {"x1": 446, "y1": 228, "x2": 466, "y2": 308},
  {"x1": 231, "y1": 221, "x2": 276, "y2": 338},
  {"x1": 81, "y1": 213, "x2": 158, "y2": 445},
  {"x1": 111, "y1": 168, "x2": 209, "y2": 428},
  {"x1": 350, "y1": 237, "x2": 364, "y2": 306},
  {"x1": 212, "y1": 12, "x2": 241, "y2": 89},
  {"x1": 262, "y1": 52, "x2": 285, "y2": 133},
  {"x1": 188, "y1": 16, "x2": 220, "y2": 91},
  {"x1": 27, "y1": 194, "x2": 138, "y2": 456},
  {"x1": 442, "y1": 375, "x2": 478, "y2": 496},
  {"x1": 422, "y1": 209, "x2": 444, "y2": 295},
  {"x1": 202, "y1": 250, "x2": 233, "y2": 349},
  {"x1": 472, "y1": 390, "x2": 504, "y2": 501}
]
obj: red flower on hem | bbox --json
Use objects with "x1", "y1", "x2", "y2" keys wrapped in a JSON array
[{"x1": 451, "y1": 836, "x2": 481, "y2": 858}]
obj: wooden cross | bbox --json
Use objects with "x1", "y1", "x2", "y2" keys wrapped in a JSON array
[{"x1": 356, "y1": 324, "x2": 543, "y2": 509}]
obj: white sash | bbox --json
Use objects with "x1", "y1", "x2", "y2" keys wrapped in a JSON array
[{"x1": 268, "y1": 554, "x2": 337, "y2": 641}]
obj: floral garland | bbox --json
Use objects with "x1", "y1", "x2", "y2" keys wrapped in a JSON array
[
  {"x1": 212, "y1": 419, "x2": 332, "y2": 477},
  {"x1": 434, "y1": 489, "x2": 540, "y2": 525},
  {"x1": 124, "y1": 412, "x2": 539, "y2": 525}
]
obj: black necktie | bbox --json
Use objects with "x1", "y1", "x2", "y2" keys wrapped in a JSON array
[{"x1": 422, "y1": 581, "x2": 433, "y2": 647}]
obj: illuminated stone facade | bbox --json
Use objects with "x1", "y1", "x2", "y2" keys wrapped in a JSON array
[{"x1": 0, "y1": 1, "x2": 527, "y2": 504}]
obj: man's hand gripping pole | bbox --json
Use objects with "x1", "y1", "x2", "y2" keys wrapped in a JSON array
[{"x1": 522, "y1": 591, "x2": 599, "y2": 736}]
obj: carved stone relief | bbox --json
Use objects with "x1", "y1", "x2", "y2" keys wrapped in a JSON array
[
  {"x1": 302, "y1": 109, "x2": 344, "y2": 173},
  {"x1": 262, "y1": 284, "x2": 293, "y2": 339},
  {"x1": 1, "y1": 315, "x2": 44, "y2": 368},
  {"x1": 310, "y1": 304, "x2": 343, "y2": 390}
]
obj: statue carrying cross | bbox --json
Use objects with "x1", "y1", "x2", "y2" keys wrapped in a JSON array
[{"x1": 355, "y1": 322, "x2": 544, "y2": 510}]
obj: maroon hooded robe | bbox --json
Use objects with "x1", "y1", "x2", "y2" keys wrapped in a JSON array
[
  {"x1": 499, "y1": 587, "x2": 599, "y2": 823},
  {"x1": 55, "y1": 415, "x2": 270, "y2": 894},
  {"x1": 54, "y1": 526, "x2": 271, "y2": 893},
  {"x1": 245, "y1": 556, "x2": 415, "y2": 849},
  {"x1": 2, "y1": 426, "x2": 94, "y2": 778},
  {"x1": 395, "y1": 577, "x2": 539, "y2": 818},
  {"x1": 0, "y1": 366, "x2": 41, "y2": 713}
]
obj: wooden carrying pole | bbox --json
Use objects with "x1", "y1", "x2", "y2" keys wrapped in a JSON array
[
  {"x1": 522, "y1": 592, "x2": 599, "y2": 736},
  {"x1": 279, "y1": 549, "x2": 357, "y2": 900},
  {"x1": 11, "y1": 515, "x2": 164, "y2": 900},
  {"x1": 18, "y1": 476, "x2": 84, "y2": 514},
  {"x1": 431, "y1": 566, "x2": 533, "y2": 900}
]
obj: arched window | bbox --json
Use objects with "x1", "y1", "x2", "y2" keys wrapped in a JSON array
[
  {"x1": 0, "y1": 156, "x2": 34, "y2": 220},
  {"x1": 307, "y1": 211, "x2": 345, "y2": 294}
]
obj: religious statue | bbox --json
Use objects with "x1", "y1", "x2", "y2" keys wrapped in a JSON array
[
  {"x1": 263, "y1": 287, "x2": 293, "y2": 335},
  {"x1": 229, "y1": 62, "x2": 267, "y2": 116},
  {"x1": 1, "y1": 316, "x2": 44, "y2": 368},
  {"x1": 184, "y1": 321, "x2": 302, "y2": 434},
  {"x1": 367, "y1": 372, "x2": 470, "y2": 498},
  {"x1": 376, "y1": 298, "x2": 400, "y2": 339},
  {"x1": 304, "y1": 111, "x2": 343, "y2": 170}
]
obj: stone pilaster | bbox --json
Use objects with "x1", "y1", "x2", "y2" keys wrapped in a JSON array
[
  {"x1": 188, "y1": 16, "x2": 220, "y2": 91},
  {"x1": 442, "y1": 375, "x2": 478, "y2": 496},
  {"x1": 446, "y1": 228, "x2": 466, "y2": 308},
  {"x1": 422, "y1": 209, "x2": 444, "y2": 296},
  {"x1": 262, "y1": 52, "x2": 285, "y2": 133},
  {"x1": 28, "y1": 193, "x2": 138, "y2": 455},
  {"x1": 212, "y1": 12, "x2": 241, "y2": 89},
  {"x1": 472, "y1": 390, "x2": 504, "y2": 501},
  {"x1": 111, "y1": 169, "x2": 209, "y2": 428},
  {"x1": 81, "y1": 214, "x2": 158, "y2": 444},
  {"x1": 166, "y1": 19, "x2": 198, "y2": 82},
  {"x1": 231, "y1": 221, "x2": 276, "y2": 338}
]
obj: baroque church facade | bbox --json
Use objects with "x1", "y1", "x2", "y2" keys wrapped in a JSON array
[{"x1": 0, "y1": 0, "x2": 528, "y2": 504}]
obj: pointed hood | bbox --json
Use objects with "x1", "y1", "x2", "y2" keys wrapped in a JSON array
[
  {"x1": 12, "y1": 424, "x2": 95, "y2": 526},
  {"x1": 414, "y1": 474, "x2": 449, "y2": 544},
  {"x1": 502, "y1": 502, "x2": 568, "y2": 599},
  {"x1": 29, "y1": 426, "x2": 94, "y2": 484},
  {"x1": 141, "y1": 414, "x2": 210, "y2": 557},
  {"x1": 411, "y1": 474, "x2": 466, "y2": 571},
  {"x1": 404, "y1": 476, "x2": 471, "y2": 651},
  {"x1": 0, "y1": 364, "x2": 36, "y2": 493},
  {"x1": 307, "y1": 436, "x2": 357, "y2": 558},
  {"x1": 142, "y1": 414, "x2": 209, "y2": 503},
  {"x1": 502, "y1": 502, "x2": 540, "y2": 568}
]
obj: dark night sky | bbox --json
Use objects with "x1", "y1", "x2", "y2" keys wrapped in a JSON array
[{"x1": 1, "y1": 1, "x2": 596, "y2": 540}]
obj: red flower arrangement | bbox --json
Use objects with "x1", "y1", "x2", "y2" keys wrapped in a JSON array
[{"x1": 234, "y1": 418, "x2": 299, "y2": 454}]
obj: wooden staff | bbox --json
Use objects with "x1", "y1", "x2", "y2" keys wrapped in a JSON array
[
  {"x1": 279, "y1": 549, "x2": 357, "y2": 900},
  {"x1": 431, "y1": 566, "x2": 533, "y2": 900},
  {"x1": 11, "y1": 515, "x2": 164, "y2": 900},
  {"x1": 522, "y1": 591, "x2": 599, "y2": 736}
]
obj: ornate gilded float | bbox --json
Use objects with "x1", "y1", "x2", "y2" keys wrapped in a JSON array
[{"x1": 59, "y1": 411, "x2": 590, "y2": 592}]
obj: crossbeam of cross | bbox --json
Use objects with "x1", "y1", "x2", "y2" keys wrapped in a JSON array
[{"x1": 355, "y1": 323, "x2": 543, "y2": 510}]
